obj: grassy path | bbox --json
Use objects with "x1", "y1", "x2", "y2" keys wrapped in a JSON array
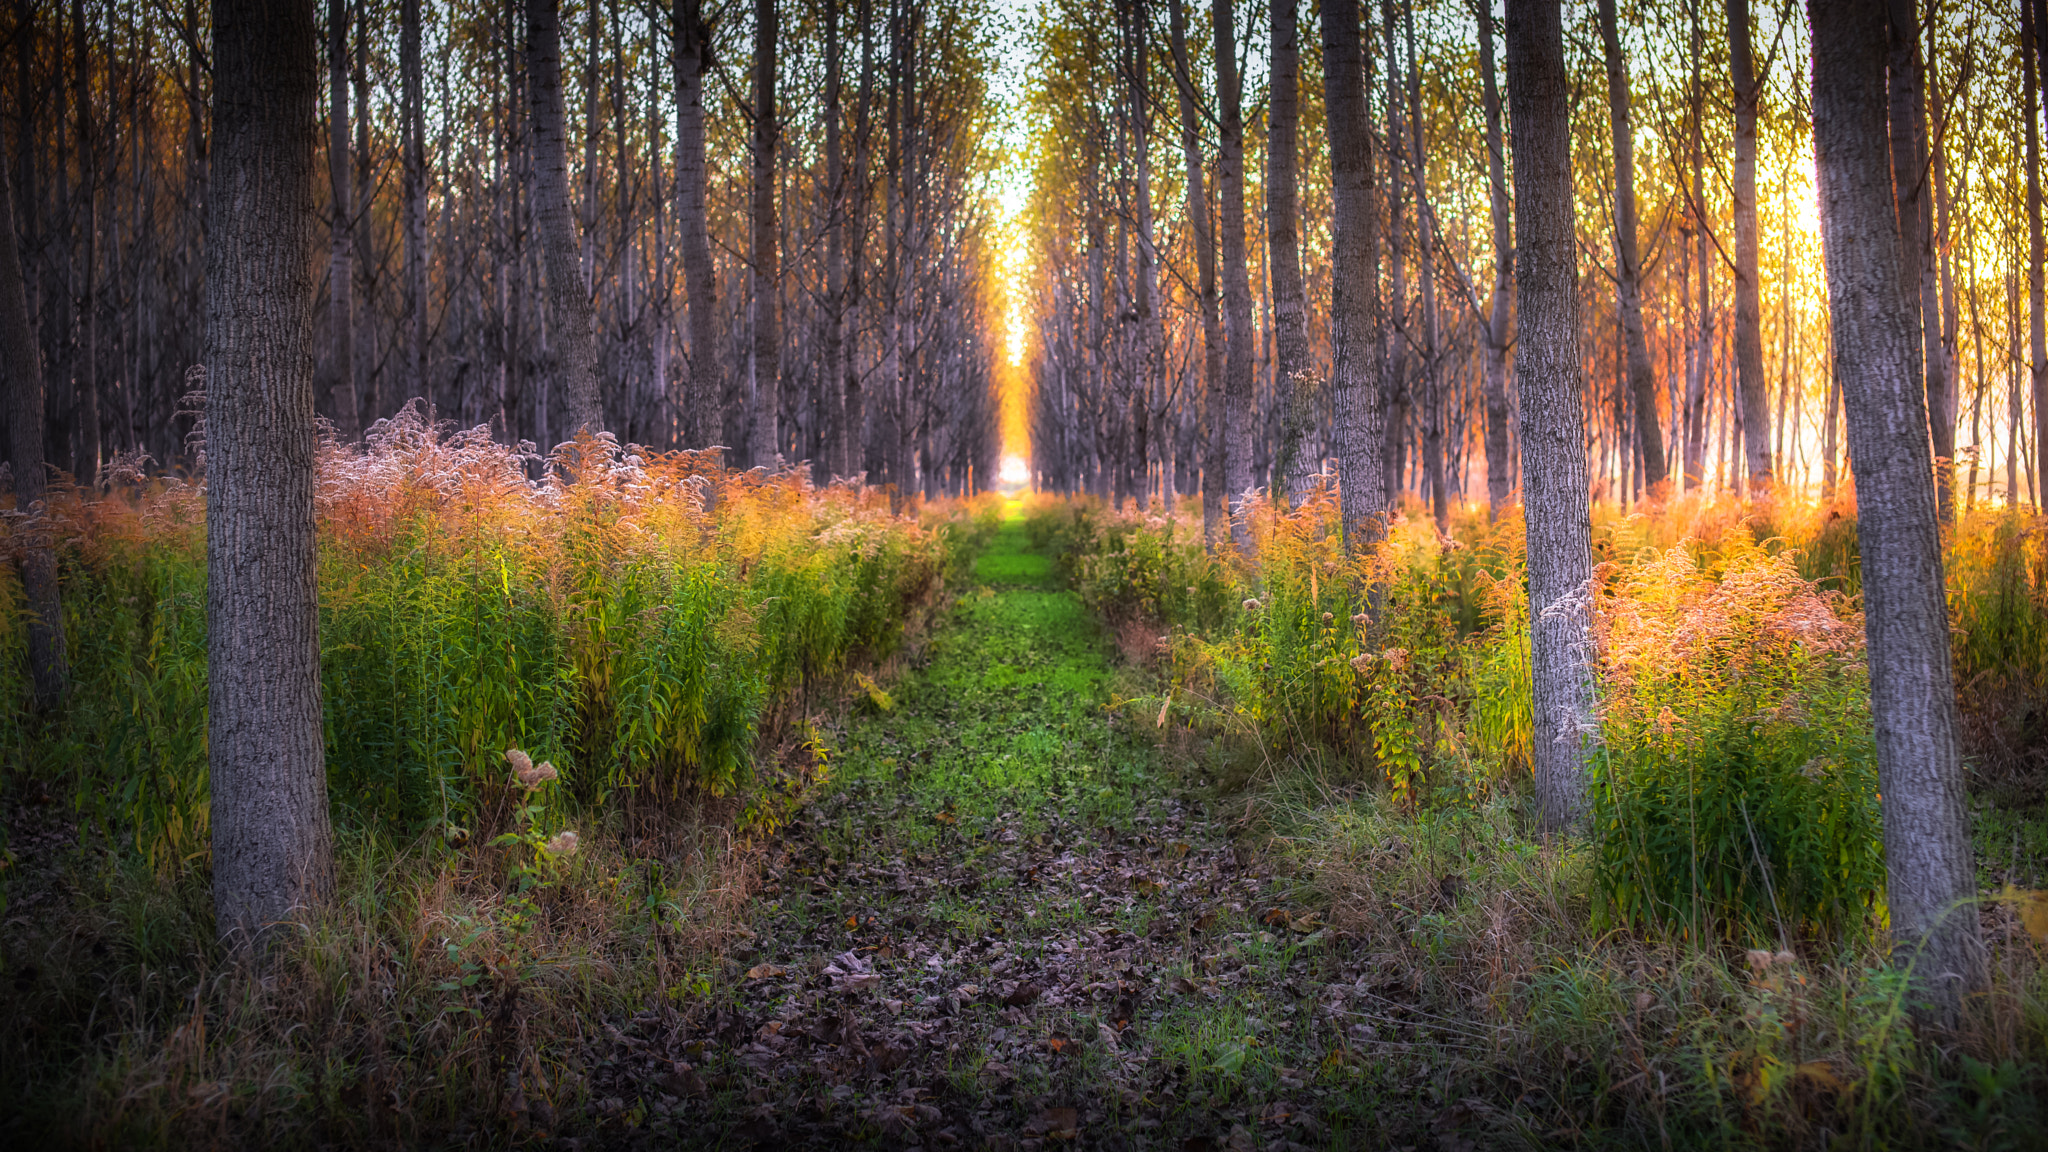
[{"x1": 590, "y1": 515, "x2": 1457, "y2": 1149}]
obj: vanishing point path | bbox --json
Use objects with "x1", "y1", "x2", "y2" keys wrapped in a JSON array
[{"x1": 589, "y1": 514, "x2": 1468, "y2": 1150}]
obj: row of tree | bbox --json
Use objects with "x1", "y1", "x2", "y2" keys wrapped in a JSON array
[
  {"x1": 1018, "y1": 0, "x2": 2013, "y2": 1017},
  {"x1": 1021, "y1": 0, "x2": 2038, "y2": 537},
  {"x1": 2, "y1": 0, "x2": 1007, "y2": 494}
]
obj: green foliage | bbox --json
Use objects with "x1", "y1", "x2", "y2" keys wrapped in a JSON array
[{"x1": 0, "y1": 415, "x2": 945, "y2": 877}]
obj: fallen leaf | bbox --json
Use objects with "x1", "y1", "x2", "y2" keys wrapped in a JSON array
[
  {"x1": 744, "y1": 964, "x2": 786, "y2": 980},
  {"x1": 1003, "y1": 980, "x2": 1043, "y2": 1007},
  {"x1": 2000, "y1": 885, "x2": 2048, "y2": 942},
  {"x1": 1034, "y1": 1106, "x2": 1080, "y2": 1138}
]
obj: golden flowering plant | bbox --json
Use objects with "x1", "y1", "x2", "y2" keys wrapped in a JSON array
[{"x1": 1588, "y1": 535, "x2": 1883, "y2": 943}]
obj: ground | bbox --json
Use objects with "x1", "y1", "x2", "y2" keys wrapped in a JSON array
[{"x1": 581, "y1": 515, "x2": 1497, "y2": 1150}]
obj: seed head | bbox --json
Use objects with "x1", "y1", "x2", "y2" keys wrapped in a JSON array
[{"x1": 544, "y1": 830, "x2": 580, "y2": 857}]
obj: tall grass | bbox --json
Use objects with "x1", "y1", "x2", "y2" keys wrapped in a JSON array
[{"x1": 0, "y1": 407, "x2": 986, "y2": 1142}]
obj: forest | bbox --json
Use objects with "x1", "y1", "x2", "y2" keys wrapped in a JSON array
[{"x1": 1, "y1": 0, "x2": 2046, "y2": 1146}]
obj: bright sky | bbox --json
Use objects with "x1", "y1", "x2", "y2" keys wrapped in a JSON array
[{"x1": 988, "y1": 0, "x2": 1039, "y2": 477}]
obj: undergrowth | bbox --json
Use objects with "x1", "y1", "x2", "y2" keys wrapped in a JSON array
[
  {"x1": 0, "y1": 408, "x2": 1003, "y2": 1144},
  {"x1": 1034, "y1": 487, "x2": 2048, "y2": 1145}
]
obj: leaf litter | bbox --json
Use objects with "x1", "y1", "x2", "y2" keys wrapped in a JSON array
[{"x1": 581, "y1": 522, "x2": 1511, "y2": 1149}]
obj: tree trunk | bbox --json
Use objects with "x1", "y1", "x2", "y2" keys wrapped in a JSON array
[
  {"x1": 822, "y1": 0, "x2": 846, "y2": 478},
  {"x1": 1405, "y1": 0, "x2": 1446, "y2": 535},
  {"x1": 1886, "y1": 0, "x2": 1948, "y2": 521},
  {"x1": 526, "y1": 0, "x2": 600, "y2": 436},
  {"x1": 1807, "y1": 0, "x2": 1985, "y2": 1016},
  {"x1": 2026, "y1": 0, "x2": 2046, "y2": 503},
  {"x1": 1168, "y1": 0, "x2": 1224, "y2": 548},
  {"x1": 1322, "y1": 0, "x2": 1386, "y2": 554},
  {"x1": 1213, "y1": 0, "x2": 1253, "y2": 545},
  {"x1": 1477, "y1": 0, "x2": 1514, "y2": 518},
  {"x1": 325, "y1": 0, "x2": 358, "y2": 442},
  {"x1": 1126, "y1": 0, "x2": 1161, "y2": 512},
  {"x1": 1505, "y1": 0, "x2": 1595, "y2": 833},
  {"x1": 0, "y1": 156, "x2": 65, "y2": 709},
  {"x1": 750, "y1": 0, "x2": 779, "y2": 468},
  {"x1": 205, "y1": 0, "x2": 334, "y2": 946},
  {"x1": 69, "y1": 0, "x2": 97, "y2": 476},
  {"x1": 846, "y1": 0, "x2": 874, "y2": 479},
  {"x1": 671, "y1": 0, "x2": 716, "y2": 450},
  {"x1": 1381, "y1": 3, "x2": 1408, "y2": 508},
  {"x1": 1729, "y1": 0, "x2": 1771, "y2": 492},
  {"x1": 401, "y1": 0, "x2": 426, "y2": 409},
  {"x1": 1268, "y1": 0, "x2": 1314, "y2": 505}
]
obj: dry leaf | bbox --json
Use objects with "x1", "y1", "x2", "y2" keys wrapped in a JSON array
[
  {"x1": 2000, "y1": 885, "x2": 2048, "y2": 942},
  {"x1": 744, "y1": 964, "x2": 786, "y2": 980},
  {"x1": 1796, "y1": 1060, "x2": 1844, "y2": 1091},
  {"x1": 1036, "y1": 1105, "x2": 1080, "y2": 1139}
]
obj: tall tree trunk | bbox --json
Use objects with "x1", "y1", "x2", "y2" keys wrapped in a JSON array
[
  {"x1": 1127, "y1": 0, "x2": 1161, "y2": 511},
  {"x1": 1267, "y1": 0, "x2": 1313, "y2": 504},
  {"x1": 1168, "y1": 0, "x2": 1224, "y2": 547},
  {"x1": 401, "y1": 0, "x2": 426, "y2": 408},
  {"x1": 526, "y1": 0, "x2": 600, "y2": 435},
  {"x1": 1214, "y1": 0, "x2": 1253, "y2": 545},
  {"x1": 1729, "y1": 0, "x2": 1771, "y2": 492},
  {"x1": 69, "y1": 0, "x2": 96, "y2": 476},
  {"x1": 1322, "y1": 0, "x2": 1386, "y2": 554},
  {"x1": 822, "y1": 0, "x2": 846, "y2": 478},
  {"x1": 1505, "y1": 0, "x2": 1595, "y2": 833},
  {"x1": 1381, "y1": 2, "x2": 1408, "y2": 508},
  {"x1": 750, "y1": 0, "x2": 779, "y2": 468},
  {"x1": 1808, "y1": 0, "x2": 1985, "y2": 1016},
  {"x1": 1683, "y1": 6, "x2": 1711, "y2": 491},
  {"x1": 1405, "y1": 0, "x2": 1446, "y2": 535},
  {"x1": 205, "y1": 0, "x2": 334, "y2": 946},
  {"x1": 846, "y1": 0, "x2": 873, "y2": 479},
  {"x1": 2025, "y1": 0, "x2": 2046, "y2": 504},
  {"x1": 671, "y1": 0, "x2": 716, "y2": 450},
  {"x1": 0, "y1": 157, "x2": 65, "y2": 709},
  {"x1": 1887, "y1": 0, "x2": 1948, "y2": 520},
  {"x1": 326, "y1": 0, "x2": 358, "y2": 442},
  {"x1": 1477, "y1": 0, "x2": 1514, "y2": 518}
]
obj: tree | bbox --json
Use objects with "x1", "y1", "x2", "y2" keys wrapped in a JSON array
[
  {"x1": 326, "y1": 0, "x2": 358, "y2": 442},
  {"x1": 749, "y1": 0, "x2": 780, "y2": 468},
  {"x1": 1213, "y1": 0, "x2": 1252, "y2": 546},
  {"x1": 1321, "y1": 0, "x2": 1385, "y2": 555},
  {"x1": 1475, "y1": 0, "x2": 1515, "y2": 518},
  {"x1": 526, "y1": 0, "x2": 600, "y2": 437},
  {"x1": 1807, "y1": 0, "x2": 1984, "y2": 1015},
  {"x1": 671, "y1": 0, "x2": 717, "y2": 451},
  {"x1": 1886, "y1": 0, "x2": 1950, "y2": 520},
  {"x1": 1730, "y1": 0, "x2": 1771, "y2": 492},
  {"x1": 1167, "y1": 0, "x2": 1224, "y2": 547},
  {"x1": 401, "y1": 0, "x2": 426, "y2": 411},
  {"x1": 0, "y1": 157, "x2": 66, "y2": 710},
  {"x1": 1595, "y1": 0, "x2": 1667, "y2": 497},
  {"x1": 1505, "y1": 0, "x2": 1595, "y2": 832},
  {"x1": 205, "y1": 0, "x2": 334, "y2": 945},
  {"x1": 69, "y1": 0, "x2": 97, "y2": 477}
]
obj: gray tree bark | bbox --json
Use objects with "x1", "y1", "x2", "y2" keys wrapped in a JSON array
[
  {"x1": 1729, "y1": 0, "x2": 1771, "y2": 492},
  {"x1": 526, "y1": 0, "x2": 600, "y2": 437},
  {"x1": 822, "y1": 0, "x2": 846, "y2": 477},
  {"x1": 2031, "y1": 0, "x2": 2048, "y2": 499},
  {"x1": 1594, "y1": 0, "x2": 1668, "y2": 496},
  {"x1": 1214, "y1": 0, "x2": 1253, "y2": 546},
  {"x1": 671, "y1": 0, "x2": 717, "y2": 450},
  {"x1": 325, "y1": 0, "x2": 358, "y2": 442},
  {"x1": 1168, "y1": 0, "x2": 1224, "y2": 547},
  {"x1": 1268, "y1": 0, "x2": 1315, "y2": 505},
  {"x1": 401, "y1": 0, "x2": 426, "y2": 409},
  {"x1": 0, "y1": 156, "x2": 66, "y2": 710},
  {"x1": 1321, "y1": 0, "x2": 1386, "y2": 554},
  {"x1": 1476, "y1": 0, "x2": 1514, "y2": 519},
  {"x1": 1404, "y1": 0, "x2": 1446, "y2": 535},
  {"x1": 69, "y1": 0, "x2": 97, "y2": 475},
  {"x1": 749, "y1": 0, "x2": 780, "y2": 468},
  {"x1": 1505, "y1": 0, "x2": 1595, "y2": 833},
  {"x1": 1807, "y1": 0, "x2": 1985, "y2": 1016},
  {"x1": 1886, "y1": 0, "x2": 1948, "y2": 521},
  {"x1": 205, "y1": 0, "x2": 334, "y2": 946}
]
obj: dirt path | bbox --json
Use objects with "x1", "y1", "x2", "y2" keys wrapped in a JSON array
[{"x1": 588, "y1": 517, "x2": 1461, "y2": 1150}]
